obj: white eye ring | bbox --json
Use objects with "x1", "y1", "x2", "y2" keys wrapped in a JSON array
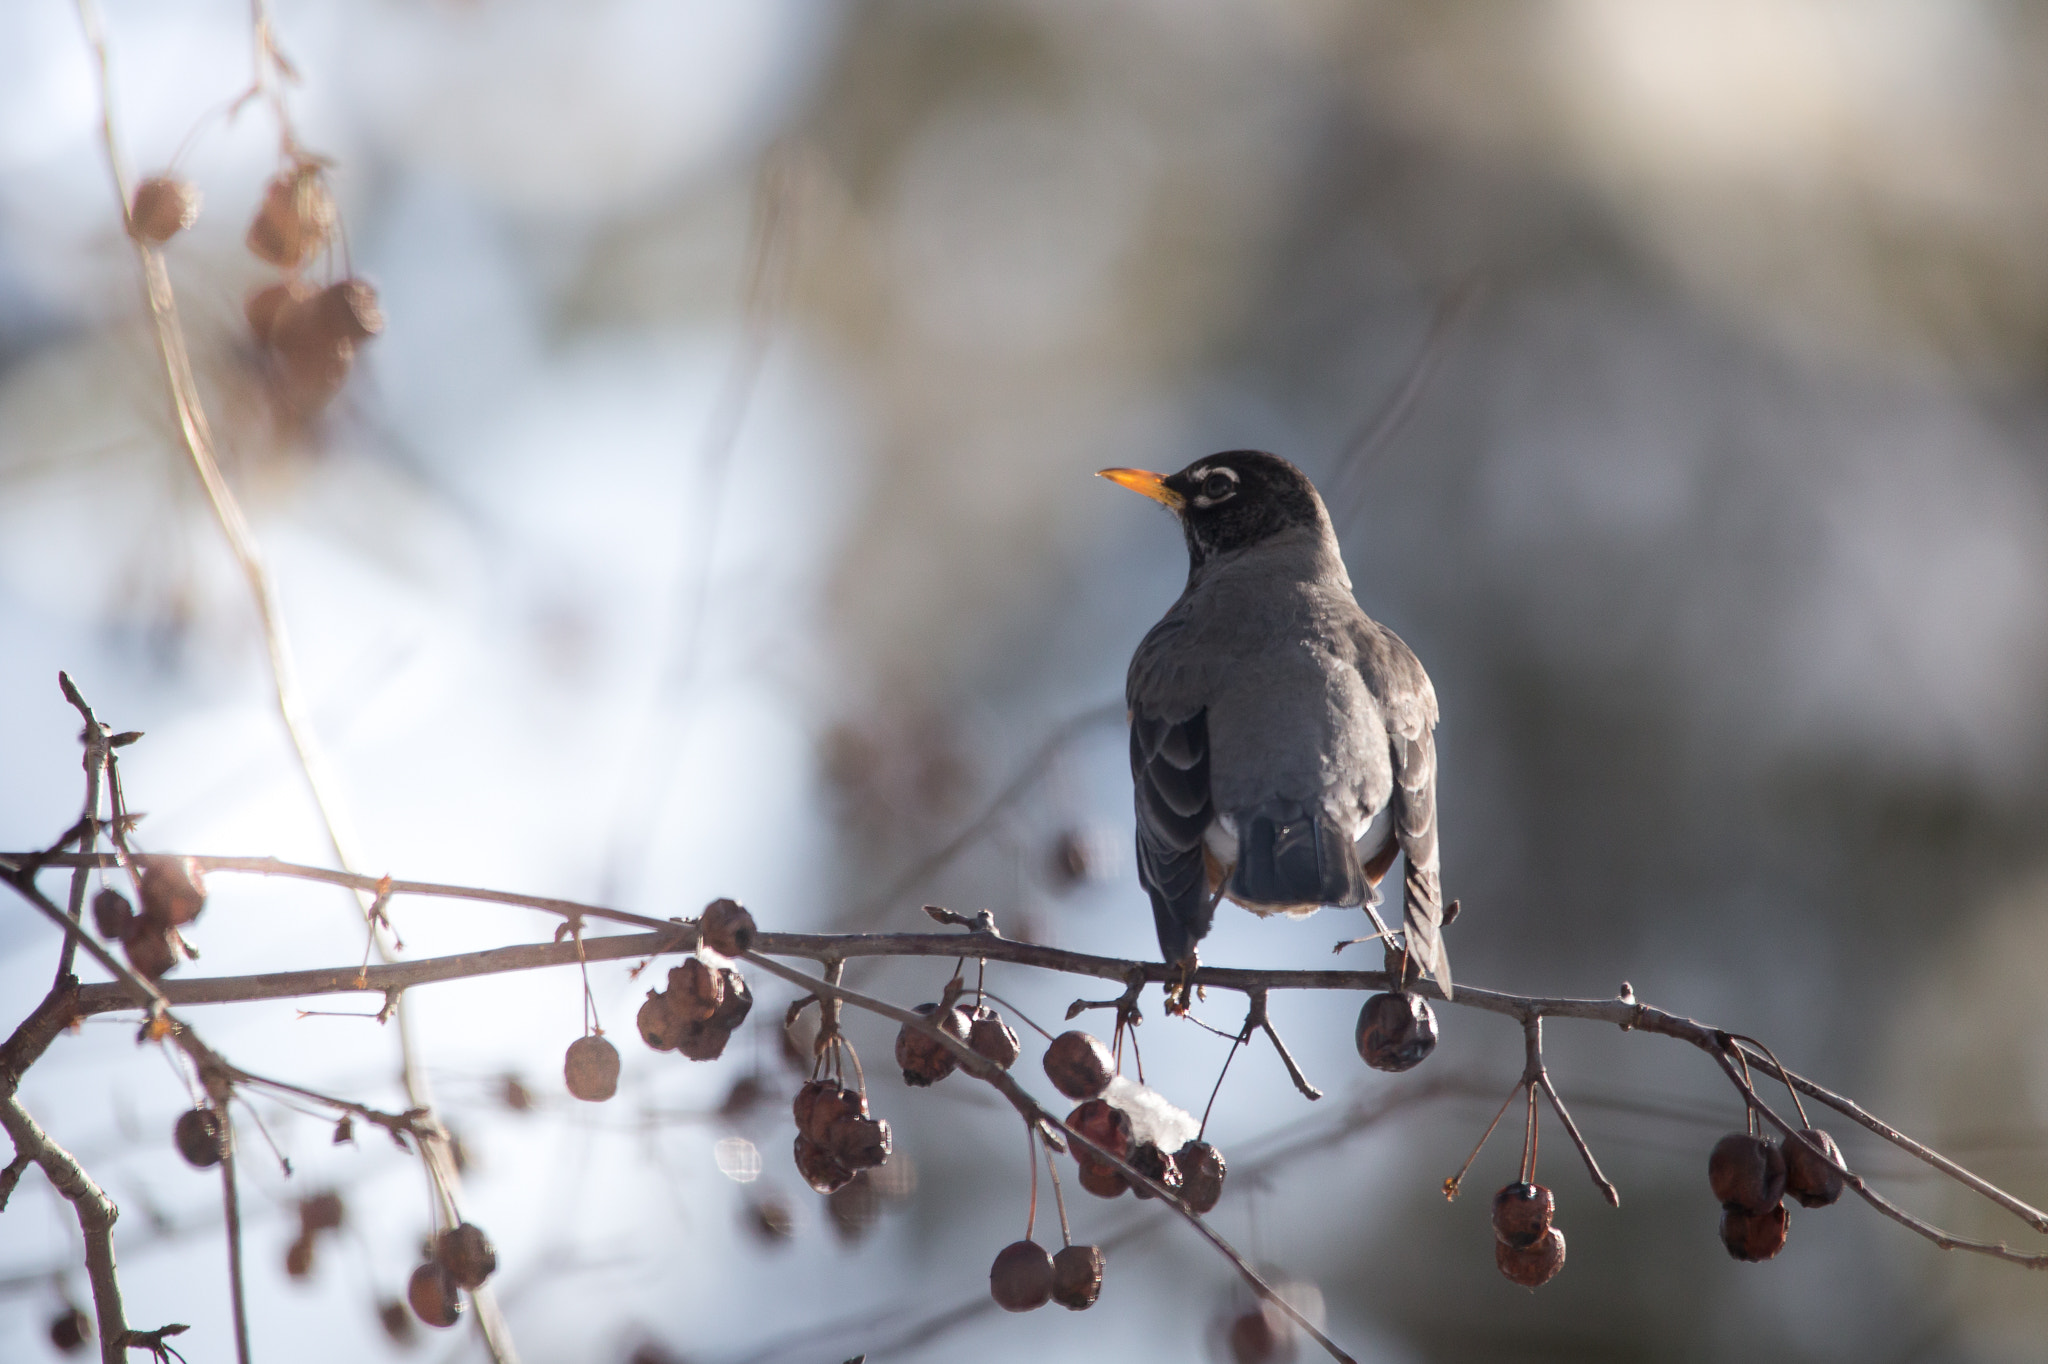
[{"x1": 1191, "y1": 466, "x2": 1238, "y2": 507}]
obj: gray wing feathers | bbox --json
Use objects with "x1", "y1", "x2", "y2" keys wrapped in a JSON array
[
  {"x1": 1393, "y1": 727, "x2": 1451, "y2": 997},
  {"x1": 1129, "y1": 707, "x2": 1215, "y2": 966}
]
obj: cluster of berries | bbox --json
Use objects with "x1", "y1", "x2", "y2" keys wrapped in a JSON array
[
  {"x1": 407, "y1": 1222, "x2": 498, "y2": 1329},
  {"x1": 791, "y1": 1080, "x2": 894, "y2": 1194},
  {"x1": 1710, "y1": 1124, "x2": 1844, "y2": 1261},
  {"x1": 1491, "y1": 1182, "x2": 1566, "y2": 1287},
  {"x1": 92, "y1": 857, "x2": 207, "y2": 981}
]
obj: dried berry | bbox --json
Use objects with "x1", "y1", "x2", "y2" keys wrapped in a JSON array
[
  {"x1": 1077, "y1": 1161, "x2": 1129, "y2": 1199},
  {"x1": 174, "y1": 1106, "x2": 224, "y2": 1168},
  {"x1": 406, "y1": 1260, "x2": 463, "y2": 1328},
  {"x1": 825, "y1": 1113, "x2": 893, "y2": 1171},
  {"x1": 129, "y1": 176, "x2": 200, "y2": 243},
  {"x1": 434, "y1": 1222, "x2": 497, "y2": 1289},
  {"x1": 747, "y1": 1197, "x2": 794, "y2": 1243},
  {"x1": 316, "y1": 278, "x2": 383, "y2": 342},
  {"x1": 1355, "y1": 991, "x2": 1438, "y2": 1072},
  {"x1": 1708, "y1": 1133, "x2": 1786, "y2": 1215},
  {"x1": 676, "y1": 968, "x2": 752, "y2": 1061},
  {"x1": 794, "y1": 1080, "x2": 863, "y2": 1144},
  {"x1": 563, "y1": 1034, "x2": 620, "y2": 1102},
  {"x1": 122, "y1": 920, "x2": 178, "y2": 980},
  {"x1": 247, "y1": 164, "x2": 334, "y2": 268},
  {"x1": 1720, "y1": 1201, "x2": 1790, "y2": 1261},
  {"x1": 1127, "y1": 1142, "x2": 1181, "y2": 1200},
  {"x1": 1227, "y1": 1305, "x2": 1288, "y2": 1364},
  {"x1": 91, "y1": 887, "x2": 133, "y2": 940},
  {"x1": 139, "y1": 856, "x2": 206, "y2": 926},
  {"x1": 1175, "y1": 1140, "x2": 1226, "y2": 1213},
  {"x1": 376, "y1": 1298, "x2": 415, "y2": 1346},
  {"x1": 1050, "y1": 1243, "x2": 1105, "y2": 1310},
  {"x1": 499, "y1": 1075, "x2": 534, "y2": 1112},
  {"x1": 1069, "y1": 1098, "x2": 1134, "y2": 1198},
  {"x1": 637, "y1": 991, "x2": 683, "y2": 1051},
  {"x1": 699, "y1": 897, "x2": 756, "y2": 956},
  {"x1": 285, "y1": 1233, "x2": 316, "y2": 1279},
  {"x1": 989, "y1": 1239, "x2": 1055, "y2": 1312},
  {"x1": 1495, "y1": 1226, "x2": 1567, "y2": 1287},
  {"x1": 1491, "y1": 1182, "x2": 1554, "y2": 1249},
  {"x1": 298, "y1": 1190, "x2": 345, "y2": 1236},
  {"x1": 667, "y1": 959, "x2": 726, "y2": 1023},
  {"x1": 1043, "y1": 1030, "x2": 1115, "y2": 1100},
  {"x1": 1783, "y1": 1128, "x2": 1845, "y2": 1208},
  {"x1": 48, "y1": 1306, "x2": 90, "y2": 1354},
  {"x1": 896, "y1": 1002, "x2": 968, "y2": 1086},
  {"x1": 967, "y1": 1005, "x2": 1021, "y2": 1071},
  {"x1": 793, "y1": 1133, "x2": 856, "y2": 1195}
]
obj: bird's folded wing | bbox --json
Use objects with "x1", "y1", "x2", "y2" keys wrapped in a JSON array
[
  {"x1": 1129, "y1": 705, "x2": 1214, "y2": 966},
  {"x1": 1356, "y1": 621, "x2": 1451, "y2": 997}
]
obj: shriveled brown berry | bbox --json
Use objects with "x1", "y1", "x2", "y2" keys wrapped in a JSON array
[
  {"x1": 1068, "y1": 1098, "x2": 1134, "y2": 1164},
  {"x1": 298, "y1": 1190, "x2": 345, "y2": 1236},
  {"x1": 316, "y1": 278, "x2": 383, "y2": 342},
  {"x1": 1127, "y1": 1142, "x2": 1181, "y2": 1200},
  {"x1": 48, "y1": 1306, "x2": 90, "y2": 1354},
  {"x1": 989, "y1": 1239, "x2": 1055, "y2": 1312},
  {"x1": 747, "y1": 1196, "x2": 794, "y2": 1243},
  {"x1": 1227, "y1": 1305, "x2": 1287, "y2": 1364},
  {"x1": 1496, "y1": 1226, "x2": 1567, "y2": 1287},
  {"x1": 1708, "y1": 1133, "x2": 1786, "y2": 1214},
  {"x1": 828, "y1": 1171, "x2": 881, "y2": 1242},
  {"x1": 122, "y1": 920, "x2": 178, "y2": 980},
  {"x1": 245, "y1": 280, "x2": 302, "y2": 347},
  {"x1": 139, "y1": 856, "x2": 206, "y2": 925},
  {"x1": 1076, "y1": 1161, "x2": 1129, "y2": 1198},
  {"x1": 896, "y1": 1002, "x2": 968, "y2": 1086},
  {"x1": 1491, "y1": 1182, "x2": 1554, "y2": 1249},
  {"x1": 563, "y1": 1034, "x2": 620, "y2": 1102},
  {"x1": 1720, "y1": 1201, "x2": 1790, "y2": 1261},
  {"x1": 1355, "y1": 991, "x2": 1438, "y2": 1072},
  {"x1": 699, "y1": 897, "x2": 756, "y2": 956},
  {"x1": 967, "y1": 1005, "x2": 1021, "y2": 1070},
  {"x1": 91, "y1": 887, "x2": 133, "y2": 939},
  {"x1": 676, "y1": 968, "x2": 752, "y2": 1060},
  {"x1": 794, "y1": 1079, "x2": 862, "y2": 1143},
  {"x1": 1043, "y1": 1030, "x2": 1116, "y2": 1100},
  {"x1": 434, "y1": 1222, "x2": 497, "y2": 1289},
  {"x1": 826, "y1": 1113, "x2": 892, "y2": 1171},
  {"x1": 376, "y1": 1298, "x2": 415, "y2": 1345},
  {"x1": 637, "y1": 992, "x2": 682, "y2": 1051},
  {"x1": 1050, "y1": 1243, "x2": 1105, "y2": 1310},
  {"x1": 1784, "y1": 1128, "x2": 1845, "y2": 1208},
  {"x1": 129, "y1": 176, "x2": 200, "y2": 243},
  {"x1": 285, "y1": 1233, "x2": 316, "y2": 1279},
  {"x1": 793, "y1": 1133, "x2": 856, "y2": 1195},
  {"x1": 667, "y1": 959, "x2": 726, "y2": 1024},
  {"x1": 247, "y1": 164, "x2": 334, "y2": 268},
  {"x1": 407, "y1": 1260, "x2": 463, "y2": 1328},
  {"x1": 1175, "y1": 1140, "x2": 1226, "y2": 1213},
  {"x1": 174, "y1": 1107, "x2": 224, "y2": 1168}
]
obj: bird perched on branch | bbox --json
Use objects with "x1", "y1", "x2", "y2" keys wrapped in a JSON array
[{"x1": 1100, "y1": 451, "x2": 1451, "y2": 1002}]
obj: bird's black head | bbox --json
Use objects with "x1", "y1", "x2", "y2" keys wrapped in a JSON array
[{"x1": 1100, "y1": 450, "x2": 1329, "y2": 569}]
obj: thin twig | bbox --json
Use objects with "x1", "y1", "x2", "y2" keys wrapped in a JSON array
[{"x1": 1248, "y1": 990, "x2": 1321, "y2": 1101}]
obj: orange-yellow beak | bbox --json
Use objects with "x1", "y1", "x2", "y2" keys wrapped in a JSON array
[{"x1": 1097, "y1": 467, "x2": 1185, "y2": 512}]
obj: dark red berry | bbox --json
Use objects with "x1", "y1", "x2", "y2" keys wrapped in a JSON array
[
  {"x1": 174, "y1": 1107, "x2": 224, "y2": 1168},
  {"x1": 967, "y1": 1005, "x2": 1021, "y2": 1070},
  {"x1": 434, "y1": 1222, "x2": 497, "y2": 1289},
  {"x1": 1708, "y1": 1133, "x2": 1786, "y2": 1214},
  {"x1": 1127, "y1": 1141, "x2": 1181, "y2": 1200},
  {"x1": 91, "y1": 887, "x2": 133, "y2": 940},
  {"x1": 1491, "y1": 1183, "x2": 1554, "y2": 1249},
  {"x1": 896, "y1": 1002, "x2": 968, "y2": 1086},
  {"x1": 48, "y1": 1306, "x2": 90, "y2": 1354},
  {"x1": 989, "y1": 1240, "x2": 1054, "y2": 1312},
  {"x1": 1355, "y1": 992, "x2": 1438, "y2": 1071},
  {"x1": 1050, "y1": 1243, "x2": 1105, "y2": 1310},
  {"x1": 1783, "y1": 1128, "x2": 1845, "y2": 1208},
  {"x1": 1496, "y1": 1226, "x2": 1567, "y2": 1287},
  {"x1": 1720, "y1": 1201, "x2": 1790, "y2": 1261},
  {"x1": 699, "y1": 898, "x2": 756, "y2": 956},
  {"x1": 297, "y1": 1190, "x2": 345, "y2": 1236},
  {"x1": 139, "y1": 856, "x2": 206, "y2": 926},
  {"x1": 407, "y1": 1260, "x2": 463, "y2": 1328},
  {"x1": 793, "y1": 1133, "x2": 856, "y2": 1195},
  {"x1": 1175, "y1": 1140, "x2": 1227, "y2": 1213},
  {"x1": 1043, "y1": 1030, "x2": 1115, "y2": 1099},
  {"x1": 130, "y1": 176, "x2": 200, "y2": 243}
]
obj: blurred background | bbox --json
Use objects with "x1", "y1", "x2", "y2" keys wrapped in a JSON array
[{"x1": 4, "y1": 0, "x2": 2048, "y2": 1360}]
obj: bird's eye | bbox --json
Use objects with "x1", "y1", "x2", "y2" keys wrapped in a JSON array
[{"x1": 1202, "y1": 471, "x2": 1236, "y2": 500}]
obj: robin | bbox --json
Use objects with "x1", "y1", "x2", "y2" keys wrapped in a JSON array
[{"x1": 1100, "y1": 451, "x2": 1452, "y2": 1000}]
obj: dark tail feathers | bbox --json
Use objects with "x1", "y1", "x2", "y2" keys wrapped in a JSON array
[{"x1": 1227, "y1": 802, "x2": 1365, "y2": 909}]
